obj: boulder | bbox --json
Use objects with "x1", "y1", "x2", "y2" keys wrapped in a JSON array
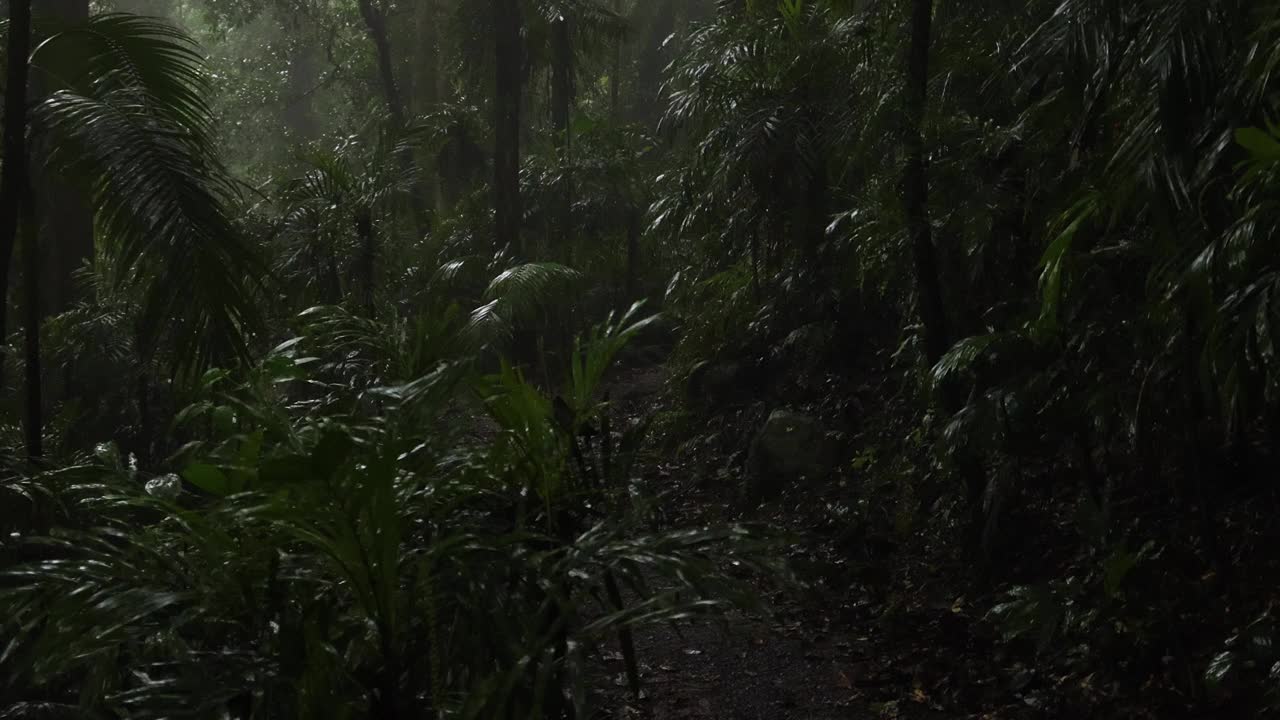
[
  {"x1": 746, "y1": 410, "x2": 837, "y2": 498},
  {"x1": 684, "y1": 360, "x2": 745, "y2": 407},
  {"x1": 775, "y1": 322, "x2": 832, "y2": 369},
  {"x1": 144, "y1": 474, "x2": 184, "y2": 502}
]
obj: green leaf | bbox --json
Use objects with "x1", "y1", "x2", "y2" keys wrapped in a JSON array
[
  {"x1": 199, "y1": 368, "x2": 232, "y2": 391},
  {"x1": 1102, "y1": 549, "x2": 1138, "y2": 598},
  {"x1": 1206, "y1": 650, "x2": 1238, "y2": 690},
  {"x1": 182, "y1": 463, "x2": 232, "y2": 497},
  {"x1": 31, "y1": 15, "x2": 265, "y2": 378},
  {"x1": 211, "y1": 405, "x2": 236, "y2": 435},
  {"x1": 229, "y1": 430, "x2": 266, "y2": 491},
  {"x1": 1236, "y1": 127, "x2": 1280, "y2": 161},
  {"x1": 1036, "y1": 193, "x2": 1099, "y2": 333}
]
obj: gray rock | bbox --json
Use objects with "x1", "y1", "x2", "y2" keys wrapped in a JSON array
[
  {"x1": 746, "y1": 410, "x2": 837, "y2": 498},
  {"x1": 145, "y1": 474, "x2": 184, "y2": 501},
  {"x1": 684, "y1": 361, "x2": 744, "y2": 406},
  {"x1": 777, "y1": 323, "x2": 831, "y2": 364}
]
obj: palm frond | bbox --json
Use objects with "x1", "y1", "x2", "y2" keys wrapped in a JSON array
[
  {"x1": 462, "y1": 262, "x2": 584, "y2": 348},
  {"x1": 29, "y1": 14, "x2": 264, "y2": 376}
]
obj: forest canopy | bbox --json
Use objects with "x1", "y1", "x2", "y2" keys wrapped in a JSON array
[{"x1": 3, "y1": 0, "x2": 1280, "y2": 718}]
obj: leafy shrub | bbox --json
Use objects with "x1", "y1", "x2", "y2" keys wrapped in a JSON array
[{"x1": 0, "y1": 306, "x2": 780, "y2": 718}]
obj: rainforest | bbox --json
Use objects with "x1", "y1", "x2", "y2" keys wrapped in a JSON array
[{"x1": 2, "y1": 0, "x2": 1280, "y2": 718}]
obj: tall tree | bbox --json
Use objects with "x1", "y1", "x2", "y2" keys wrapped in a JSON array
[
  {"x1": 493, "y1": 0, "x2": 523, "y2": 255},
  {"x1": 357, "y1": 0, "x2": 406, "y2": 126},
  {"x1": 550, "y1": 12, "x2": 574, "y2": 145},
  {"x1": 901, "y1": 0, "x2": 991, "y2": 556},
  {"x1": 358, "y1": 0, "x2": 432, "y2": 238},
  {"x1": 282, "y1": 7, "x2": 320, "y2": 140},
  {"x1": 21, "y1": 190, "x2": 41, "y2": 458},
  {"x1": 550, "y1": 11, "x2": 574, "y2": 258},
  {"x1": 903, "y1": 0, "x2": 947, "y2": 365},
  {"x1": 31, "y1": 0, "x2": 93, "y2": 430},
  {"x1": 32, "y1": 0, "x2": 94, "y2": 320},
  {"x1": 413, "y1": 0, "x2": 445, "y2": 211},
  {"x1": 412, "y1": 0, "x2": 443, "y2": 116},
  {"x1": 0, "y1": 0, "x2": 32, "y2": 391},
  {"x1": 634, "y1": 0, "x2": 675, "y2": 125},
  {"x1": 610, "y1": 0, "x2": 622, "y2": 119}
]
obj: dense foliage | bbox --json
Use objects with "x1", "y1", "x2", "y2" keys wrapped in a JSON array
[{"x1": 3, "y1": 0, "x2": 1280, "y2": 717}]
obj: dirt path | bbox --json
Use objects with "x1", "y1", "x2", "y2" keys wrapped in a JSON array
[
  {"x1": 589, "y1": 354, "x2": 1072, "y2": 720},
  {"x1": 595, "y1": 361, "x2": 948, "y2": 720}
]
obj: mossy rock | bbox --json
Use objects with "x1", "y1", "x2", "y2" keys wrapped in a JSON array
[{"x1": 746, "y1": 409, "x2": 837, "y2": 499}]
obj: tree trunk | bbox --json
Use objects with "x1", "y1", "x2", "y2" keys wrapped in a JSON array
[
  {"x1": 610, "y1": 0, "x2": 622, "y2": 119},
  {"x1": 625, "y1": 208, "x2": 641, "y2": 301},
  {"x1": 22, "y1": 190, "x2": 42, "y2": 458},
  {"x1": 803, "y1": 160, "x2": 828, "y2": 294},
  {"x1": 136, "y1": 373, "x2": 152, "y2": 463},
  {"x1": 551, "y1": 14, "x2": 575, "y2": 261},
  {"x1": 0, "y1": 0, "x2": 32, "y2": 391},
  {"x1": 32, "y1": 0, "x2": 93, "y2": 321},
  {"x1": 357, "y1": 0, "x2": 406, "y2": 126},
  {"x1": 750, "y1": 220, "x2": 760, "y2": 301},
  {"x1": 635, "y1": 0, "x2": 676, "y2": 125},
  {"x1": 414, "y1": 0, "x2": 441, "y2": 115},
  {"x1": 355, "y1": 208, "x2": 376, "y2": 311},
  {"x1": 493, "y1": 0, "x2": 523, "y2": 256},
  {"x1": 551, "y1": 16, "x2": 574, "y2": 145},
  {"x1": 33, "y1": 180, "x2": 92, "y2": 319},
  {"x1": 415, "y1": 0, "x2": 445, "y2": 213},
  {"x1": 358, "y1": 0, "x2": 432, "y2": 239},
  {"x1": 29, "y1": 0, "x2": 95, "y2": 420},
  {"x1": 283, "y1": 9, "x2": 319, "y2": 141},
  {"x1": 903, "y1": 0, "x2": 947, "y2": 366},
  {"x1": 903, "y1": 0, "x2": 988, "y2": 559}
]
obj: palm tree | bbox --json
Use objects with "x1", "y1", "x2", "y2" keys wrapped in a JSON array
[
  {"x1": 659, "y1": 2, "x2": 853, "y2": 297},
  {"x1": 30, "y1": 14, "x2": 264, "y2": 371},
  {"x1": 536, "y1": 0, "x2": 625, "y2": 262},
  {"x1": 276, "y1": 131, "x2": 423, "y2": 309},
  {"x1": 0, "y1": 13, "x2": 267, "y2": 453},
  {"x1": 450, "y1": 0, "x2": 629, "y2": 260}
]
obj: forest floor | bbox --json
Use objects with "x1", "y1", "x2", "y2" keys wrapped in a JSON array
[
  {"x1": 578, "y1": 347, "x2": 1280, "y2": 720},
  {"x1": 590, "y1": 359, "x2": 1046, "y2": 720}
]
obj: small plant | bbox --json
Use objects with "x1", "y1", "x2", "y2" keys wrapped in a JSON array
[{"x1": 0, "y1": 305, "x2": 779, "y2": 719}]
